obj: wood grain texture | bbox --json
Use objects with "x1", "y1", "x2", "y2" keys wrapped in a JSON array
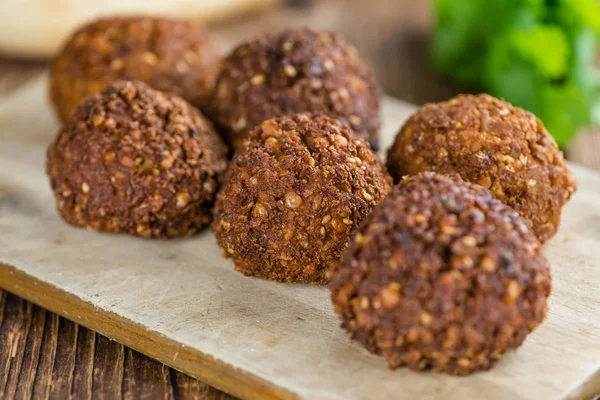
[
  {"x1": 0, "y1": 266, "x2": 298, "y2": 400},
  {"x1": 0, "y1": 76, "x2": 598, "y2": 400},
  {"x1": 93, "y1": 335, "x2": 126, "y2": 399},
  {"x1": 0, "y1": 290, "x2": 237, "y2": 400}
]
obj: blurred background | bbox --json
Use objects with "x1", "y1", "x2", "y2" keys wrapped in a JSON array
[{"x1": 2, "y1": 0, "x2": 600, "y2": 171}]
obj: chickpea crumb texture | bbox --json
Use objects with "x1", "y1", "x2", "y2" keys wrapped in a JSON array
[
  {"x1": 329, "y1": 173, "x2": 551, "y2": 375},
  {"x1": 46, "y1": 81, "x2": 229, "y2": 239},
  {"x1": 213, "y1": 113, "x2": 392, "y2": 285},
  {"x1": 386, "y1": 94, "x2": 577, "y2": 243},
  {"x1": 50, "y1": 16, "x2": 220, "y2": 122},
  {"x1": 209, "y1": 28, "x2": 381, "y2": 150}
]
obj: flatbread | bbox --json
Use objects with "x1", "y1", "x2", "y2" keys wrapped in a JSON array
[{"x1": 0, "y1": 0, "x2": 276, "y2": 59}]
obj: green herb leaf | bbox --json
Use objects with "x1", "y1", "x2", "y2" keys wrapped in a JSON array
[
  {"x1": 432, "y1": 0, "x2": 600, "y2": 144},
  {"x1": 511, "y1": 25, "x2": 570, "y2": 79},
  {"x1": 570, "y1": 0, "x2": 600, "y2": 34}
]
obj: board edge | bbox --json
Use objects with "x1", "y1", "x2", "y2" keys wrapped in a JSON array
[
  {"x1": 0, "y1": 262, "x2": 301, "y2": 400},
  {"x1": 565, "y1": 366, "x2": 600, "y2": 400}
]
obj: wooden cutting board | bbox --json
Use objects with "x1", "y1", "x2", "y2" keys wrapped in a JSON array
[{"x1": 0, "y1": 76, "x2": 598, "y2": 400}]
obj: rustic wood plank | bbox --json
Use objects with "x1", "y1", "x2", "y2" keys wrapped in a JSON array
[
  {"x1": 48, "y1": 320, "x2": 78, "y2": 398},
  {"x1": 92, "y1": 335, "x2": 125, "y2": 400},
  {"x1": 0, "y1": 291, "x2": 6, "y2": 326},
  {"x1": 0, "y1": 290, "x2": 228, "y2": 400},
  {"x1": 31, "y1": 312, "x2": 59, "y2": 400},
  {"x1": 0, "y1": 290, "x2": 8, "y2": 396},
  {"x1": 14, "y1": 303, "x2": 47, "y2": 400},
  {"x1": 0, "y1": 295, "x2": 33, "y2": 399},
  {"x1": 71, "y1": 327, "x2": 96, "y2": 400},
  {"x1": 172, "y1": 371, "x2": 237, "y2": 400},
  {"x1": 123, "y1": 348, "x2": 174, "y2": 400}
]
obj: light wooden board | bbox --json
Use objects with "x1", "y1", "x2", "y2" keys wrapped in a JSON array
[{"x1": 0, "y1": 76, "x2": 598, "y2": 400}]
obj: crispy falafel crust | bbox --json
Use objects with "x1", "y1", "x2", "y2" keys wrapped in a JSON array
[
  {"x1": 50, "y1": 16, "x2": 220, "y2": 122},
  {"x1": 46, "y1": 81, "x2": 228, "y2": 239},
  {"x1": 209, "y1": 28, "x2": 381, "y2": 150},
  {"x1": 386, "y1": 94, "x2": 577, "y2": 243},
  {"x1": 212, "y1": 113, "x2": 392, "y2": 285},
  {"x1": 329, "y1": 173, "x2": 551, "y2": 375}
]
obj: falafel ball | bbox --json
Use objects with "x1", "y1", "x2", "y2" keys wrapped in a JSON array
[
  {"x1": 213, "y1": 113, "x2": 392, "y2": 284},
  {"x1": 46, "y1": 80, "x2": 228, "y2": 239},
  {"x1": 329, "y1": 173, "x2": 551, "y2": 375},
  {"x1": 209, "y1": 28, "x2": 381, "y2": 150},
  {"x1": 50, "y1": 16, "x2": 220, "y2": 123},
  {"x1": 386, "y1": 94, "x2": 576, "y2": 243}
]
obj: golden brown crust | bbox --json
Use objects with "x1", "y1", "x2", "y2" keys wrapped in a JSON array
[
  {"x1": 208, "y1": 28, "x2": 381, "y2": 150},
  {"x1": 386, "y1": 94, "x2": 577, "y2": 243},
  {"x1": 50, "y1": 16, "x2": 220, "y2": 122},
  {"x1": 329, "y1": 173, "x2": 551, "y2": 375},
  {"x1": 46, "y1": 81, "x2": 229, "y2": 239},
  {"x1": 212, "y1": 113, "x2": 392, "y2": 284}
]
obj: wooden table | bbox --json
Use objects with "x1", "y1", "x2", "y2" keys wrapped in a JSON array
[{"x1": 1, "y1": 0, "x2": 599, "y2": 398}]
